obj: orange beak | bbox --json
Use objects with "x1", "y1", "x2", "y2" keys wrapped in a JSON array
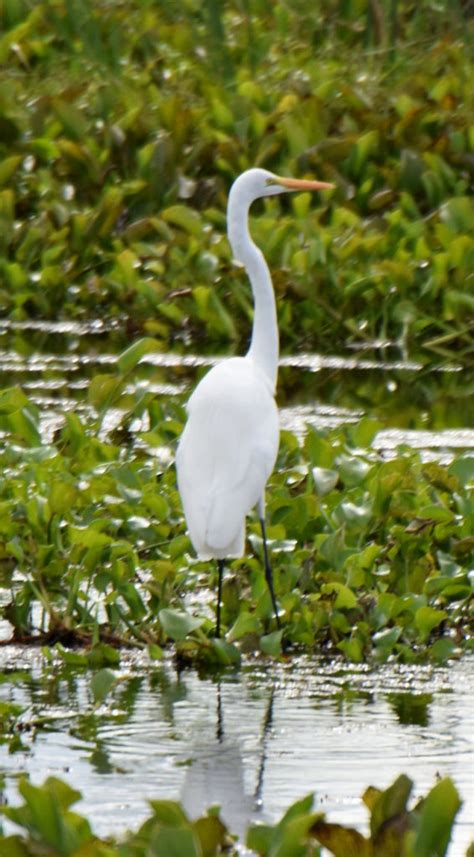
[{"x1": 275, "y1": 176, "x2": 335, "y2": 191}]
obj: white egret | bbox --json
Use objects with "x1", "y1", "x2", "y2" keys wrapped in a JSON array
[{"x1": 176, "y1": 168, "x2": 333, "y2": 636}]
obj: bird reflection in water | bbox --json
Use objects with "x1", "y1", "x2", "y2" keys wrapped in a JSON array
[{"x1": 181, "y1": 682, "x2": 275, "y2": 840}]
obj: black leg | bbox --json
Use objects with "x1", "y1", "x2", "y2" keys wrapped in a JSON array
[
  {"x1": 216, "y1": 560, "x2": 225, "y2": 638},
  {"x1": 260, "y1": 518, "x2": 281, "y2": 630}
]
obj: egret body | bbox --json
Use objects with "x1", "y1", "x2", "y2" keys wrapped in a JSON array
[{"x1": 176, "y1": 168, "x2": 333, "y2": 635}]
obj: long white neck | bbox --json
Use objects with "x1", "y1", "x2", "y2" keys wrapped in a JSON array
[{"x1": 227, "y1": 182, "x2": 278, "y2": 391}]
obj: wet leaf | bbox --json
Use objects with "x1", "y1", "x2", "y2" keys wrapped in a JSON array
[
  {"x1": 312, "y1": 466, "x2": 339, "y2": 496},
  {"x1": 118, "y1": 337, "x2": 161, "y2": 373},
  {"x1": 412, "y1": 778, "x2": 461, "y2": 857},
  {"x1": 159, "y1": 609, "x2": 204, "y2": 641},
  {"x1": 311, "y1": 820, "x2": 370, "y2": 856},
  {"x1": 260, "y1": 629, "x2": 283, "y2": 656},
  {"x1": 414, "y1": 606, "x2": 447, "y2": 641},
  {"x1": 149, "y1": 826, "x2": 200, "y2": 857},
  {"x1": 369, "y1": 773, "x2": 412, "y2": 838},
  {"x1": 193, "y1": 815, "x2": 227, "y2": 856}
]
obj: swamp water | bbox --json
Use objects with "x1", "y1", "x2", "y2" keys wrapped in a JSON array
[
  {"x1": 0, "y1": 319, "x2": 473, "y2": 851},
  {"x1": 1, "y1": 652, "x2": 473, "y2": 852}
]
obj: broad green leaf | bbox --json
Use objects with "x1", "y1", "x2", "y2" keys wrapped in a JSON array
[
  {"x1": 159, "y1": 609, "x2": 204, "y2": 641},
  {"x1": 193, "y1": 815, "x2": 227, "y2": 856},
  {"x1": 259, "y1": 629, "x2": 283, "y2": 656},
  {"x1": 369, "y1": 773, "x2": 412, "y2": 837},
  {"x1": 311, "y1": 820, "x2": 370, "y2": 856},
  {"x1": 414, "y1": 606, "x2": 447, "y2": 641},
  {"x1": 88, "y1": 374, "x2": 120, "y2": 410},
  {"x1": 246, "y1": 822, "x2": 274, "y2": 853},
  {"x1": 312, "y1": 466, "x2": 339, "y2": 496},
  {"x1": 322, "y1": 582, "x2": 358, "y2": 610},
  {"x1": 149, "y1": 826, "x2": 201, "y2": 857},
  {"x1": 118, "y1": 337, "x2": 161, "y2": 373},
  {"x1": 227, "y1": 611, "x2": 261, "y2": 641},
  {"x1": 210, "y1": 638, "x2": 241, "y2": 666},
  {"x1": 147, "y1": 801, "x2": 189, "y2": 827},
  {"x1": 162, "y1": 204, "x2": 203, "y2": 237},
  {"x1": 412, "y1": 778, "x2": 461, "y2": 857},
  {"x1": 449, "y1": 456, "x2": 474, "y2": 487}
]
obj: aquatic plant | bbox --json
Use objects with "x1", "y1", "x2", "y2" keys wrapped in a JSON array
[
  {"x1": 0, "y1": 1, "x2": 472, "y2": 365},
  {"x1": 0, "y1": 382, "x2": 472, "y2": 664}
]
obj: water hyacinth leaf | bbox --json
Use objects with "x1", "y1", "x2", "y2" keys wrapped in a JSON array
[
  {"x1": 69, "y1": 526, "x2": 112, "y2": 549},
  {"x1": 246, "y1": 823, "x2": 274, "y2": 854},
  {"x1": 412, "y1": 778, "x2": 461, "y2": 857},
  {"x1": 148, "y1": 643, "x2": 164, "y2": 660},
  {"x1": 5, "y1": 408, "x2": 41, "y2": 447},
  {"x1": 49, "y1": 481, "x2": 78, "y2": 514},
  {"x1": 117, "y1": 337, "x2": 161, "y2": 373},
  {"x1": 348, "y1": 417, "x2": 383, "y2": 448},
  {"x1": 414, "y1": 606, "x2": 447, "y2": 641},
  {"x1": 449, "y1": 456, "x2": 474, "y2": 487},
  {"x1": 227, "y1": 610, "x2": 261, "y2": 641},
  {"x1": 90, "y1": 668, "x2": 116, "y2": 704},
  {"x1": 269, "y1": 799, "x2": 321, "y2": 857},
  {"x1": 304, "y1": 431, "x2": 335, "y2": 468},
  {"x1": 88, "y1": 374, "x2": 122, "y2": 410},
  {"x1": 0, "y1": 5, "x2": 43, "y2": 63},
  {"x1": 162, "y1": 204, "x2": 204, "y2": 237},
  {"x1": 310, "y1": 820, "x2": 370, "y2": 856},
  {"x1": 439, "y1": 197, "x2": 473, "y2": 233},
  {"x1": 159, "y1": 608, "x2": 204, "y2": 641},
  {"x1": 430, "y1": 638, "x2": 458, "y2": 663},
  {"x1": 2, "y1": 777, "x2": 91, "y2": 854},
  {"x1": 87, "y1": 644, "x2": 120, "y2": 668},
  {"x1": 193, "y1": 815, "x2": 228, "y2": 855},
  {"x1": 148, "y1": 800, "x2": 189, "y2": 827},
  {"x1": 347, "y1": 130, "x2": 379, "y2": 176},
  {"x1": 337, "y1": 455, "x2": 371, "y2": 486},
  {"x1": 149, "y1": 826, "x2": 201, "y2": 857},
  {"x1": 210, "y1": 639, "x2": 241, "y2": 666},
  {"x1": 88, "y1": 187, "x2": 124, "y2": 238},
  {"x1": 368, "y1": 773, "x2": 412, "y2": 838},
  {"x1": 278, "y1": 793, "x2": 315, "y2": 825},
  {"x1": 0, "y1": 387, "x2": 36, "y2": 415},
  {"x1": 322, "y1": 582, "x2": 358, "y2": 610},
  {"x1": 335, "y1": 500, "x2": 372, "y2": 528},
  {"x1": 337, "y1": 637, "x2": 364, "y2": 663},
  {"x1": 312, "y1": 466, "x2": 339, "y2": 496},
  {"x1": 373, "y1": 627, "x2": 402, "y2": 652},
  {"x1": 260, "y1": 629, "x2": 283, "y2": 656}
]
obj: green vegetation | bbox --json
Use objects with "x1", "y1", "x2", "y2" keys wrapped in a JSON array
[
  {"x1": 0, "y1": 3, "x2": 472, "y2": 659},
  {"x1": 0, "y1": 4, "x2": 473, "y2": 849},
  {"x1": 0, "y1": 772, "x2": 465, "y2": 856},
  {"x1": 0, "y1": 0, "x2": 472, "y2": 361},
  {"x1": 0, "y1": 383, "x2": 472, "y2": 663}
]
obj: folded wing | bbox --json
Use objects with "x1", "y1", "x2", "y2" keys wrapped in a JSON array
[{"x1": 176, "y1": 358, "x2": 279, "y2": 559}]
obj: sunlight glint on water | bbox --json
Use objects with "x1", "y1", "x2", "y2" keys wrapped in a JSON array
[{"x1": 0, "y1": 653, "x2": 472, "y2": 852}]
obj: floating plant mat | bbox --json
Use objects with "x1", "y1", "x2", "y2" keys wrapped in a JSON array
[{"x1": 0, "y1": 322, "x2": 472, "y2": 663}]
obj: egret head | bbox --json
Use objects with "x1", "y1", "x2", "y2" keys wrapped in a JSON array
[{"x1": 230, "y1": 167, "x2": 334, "y2": 205}]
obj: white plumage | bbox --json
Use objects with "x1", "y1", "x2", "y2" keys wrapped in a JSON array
[
  {"x1": 176, "y1": 356, "x2": 279, "y2": 559},
  {"x1": 175, "y1": 168, "x2": 333, "y2": 634}
]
